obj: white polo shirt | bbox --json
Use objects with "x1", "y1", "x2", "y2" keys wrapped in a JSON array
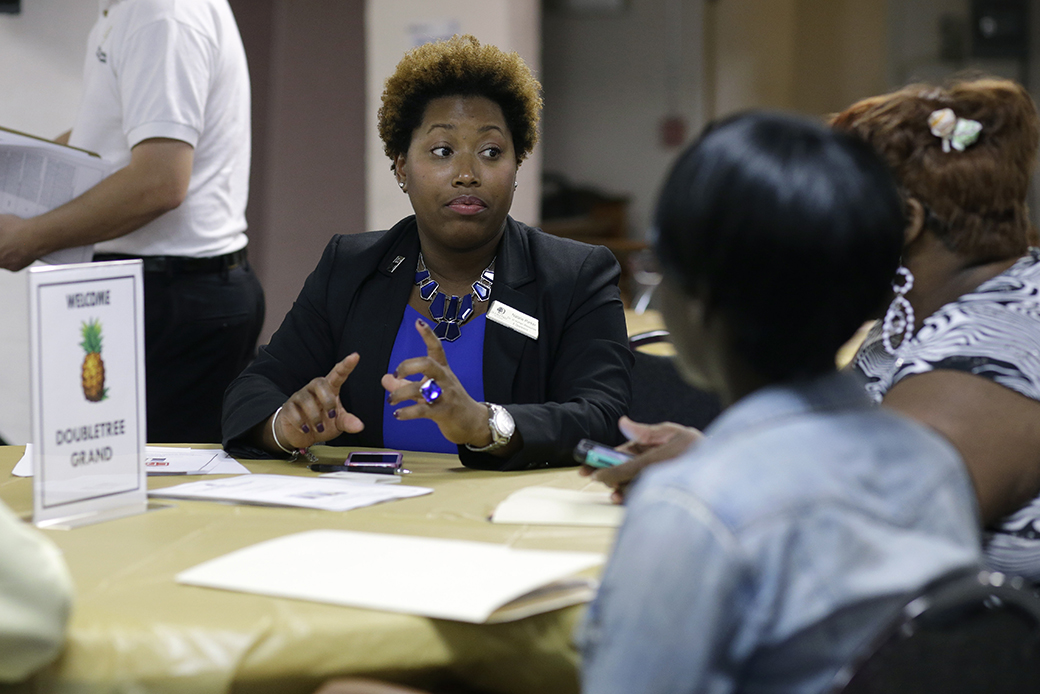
[{"x1": 69, "y1": 0, "x2": 251, "y2": 258}]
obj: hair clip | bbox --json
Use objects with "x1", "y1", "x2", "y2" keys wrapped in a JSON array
[{"x1": 928, "y1": 108, "x2": 982, "y2": 153}]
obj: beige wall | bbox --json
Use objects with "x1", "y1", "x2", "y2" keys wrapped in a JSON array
[
  {"x1": 542, "y1": 0, "x2": 707, "y2": 240},
  {"x1": 365, "y1": 0, "x2": 542, "y2": 231},
  {"x1": 708, "y1": 0, "x2": 888, "y2": 118},
  {"x1": 232, "y1": 0, "x2": 367, "y2": 345},
  {"x1": 793, "y1": 0, "x2": 889, "y2": 116},
  {"x1": 708, "y1": 0, "x2": 799, "y2": 116},
  {"x1": 540, "y1": 0, "x2": 887, "y2": 243}
]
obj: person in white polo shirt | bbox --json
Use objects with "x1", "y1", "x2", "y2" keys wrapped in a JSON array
[{"x1": 0, "y1": 0, "x2": 264, "y2": 443}]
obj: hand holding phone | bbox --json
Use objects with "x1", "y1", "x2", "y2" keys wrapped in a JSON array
[{"x1": 574, "y1": 439, "x2": 632, "y2": 468}]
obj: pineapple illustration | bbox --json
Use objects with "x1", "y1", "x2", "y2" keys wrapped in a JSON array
[{"x1": 80, "y1": 318, "x2": 106, "y2": 402}]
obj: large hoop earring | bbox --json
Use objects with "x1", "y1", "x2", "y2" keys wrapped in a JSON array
[{"x1": 882, "y1": 266, "x2": 915, "y2": 355}]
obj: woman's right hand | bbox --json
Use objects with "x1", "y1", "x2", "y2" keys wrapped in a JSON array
[
  {"x1": 579, "y1": 416, "x2": 703, "y2": 503},
  {"x1": 266, "y1": 353, "x2": 366, "y2": 453}
]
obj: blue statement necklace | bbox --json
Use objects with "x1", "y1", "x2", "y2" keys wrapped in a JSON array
[{"x1": 414, "y1": 253, "x2": 495, "y2": 341}]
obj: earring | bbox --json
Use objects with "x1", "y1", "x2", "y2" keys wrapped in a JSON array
[
  {"x1": 398, "y1": 181, "x2": 405, "y2": 190},
  {"x1": 882, "y1": 266, "x2": 915, "y2": 355},
  {"x1": 513, "y1": 180, "x2": 518, "y2": 190}
]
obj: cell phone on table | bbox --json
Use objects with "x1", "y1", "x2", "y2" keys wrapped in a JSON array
[
  {"x1": 345, "y1": 451, "x2": 403, "y2": 469},
  {"x1": 309, "y1": 451, "x2": 404, "y2": 475},
  {"x1": 574, "y1": 439, "x2": 632, "y2": 468}
]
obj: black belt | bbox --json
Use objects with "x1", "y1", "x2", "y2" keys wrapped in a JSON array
[{"x1": 93, "y1": 248, "x2": 248, "y2": 274}]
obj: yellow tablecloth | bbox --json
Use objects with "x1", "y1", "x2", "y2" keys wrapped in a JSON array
[{"x1": 0, "y1": 446, "x2": 615, "y2": 694}]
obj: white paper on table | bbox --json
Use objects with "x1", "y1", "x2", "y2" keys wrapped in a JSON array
[
  {"x1": 12, "y1": 445, "x2": 250, "y2": 477},
  {"x1": 144, "y1": 448, "x2": 250, "y2": 476},
  {"x1": 491, "y1": 486, "x2": 625, "y2": 527},
  {"x1": 11, "y1": 444, "x2": 33, "y2": 477},
  {"x1": 149, "y1": 474, "x2": 431, "y2": 512},
  {"x1": 177, "y1": 529, "x2": 604, "y2": 623},
  {"x1": 319, "y1": 470, "x2": 401, "y2": 484}
]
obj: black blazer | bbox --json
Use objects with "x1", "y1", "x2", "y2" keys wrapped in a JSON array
[{"x1": 222, "y1": 216, "x2": 633, "y2": 470}]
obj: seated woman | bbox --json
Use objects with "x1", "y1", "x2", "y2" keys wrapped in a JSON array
[
  {"x1": 222, "y1": 35, "x2": 631, "y2": 470},
  {"x1": 579, "y1": 113, "x2": 981, "y2": 692},
  {"x1": 832, "y1": 78, "x2": 1040, "y2": 581}
]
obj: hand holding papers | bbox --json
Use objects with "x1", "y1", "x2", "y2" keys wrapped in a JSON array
[
  {"x1": 0, "y1": 126, "x2": 113, "y2": 265},
  {"x1": 176, "y1": 530, "x2": 605, "y2": 623},
  {"x1": 149, "y1": 474, "x2": 432, "y2": 512}
]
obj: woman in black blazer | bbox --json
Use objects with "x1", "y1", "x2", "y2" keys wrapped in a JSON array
[{"x1": 222, "y1": 36, "x2": 632, "y2": 470}]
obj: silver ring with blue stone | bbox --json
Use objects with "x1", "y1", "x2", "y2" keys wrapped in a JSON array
[{"x1": 419, "y1": 378, "x2": 442, "y2": 405}]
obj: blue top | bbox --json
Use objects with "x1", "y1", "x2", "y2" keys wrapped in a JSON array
[
  {"x1": 579, "y1": 371, "x2": 981, "y2": 694},
  {"x1": 383, "y1": 304, "x2": 486, "y2": 454}
]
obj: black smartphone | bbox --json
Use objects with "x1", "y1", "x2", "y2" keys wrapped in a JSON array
[
  {"x1": 309, "y1": 451, "x2": 404, "y2": 475},
  {"x1": 573, "y1": 439, "x2": 632, "y2": 468},
  {"x1": 346, "y1": 451, "x2": 403, "y2": 469}
]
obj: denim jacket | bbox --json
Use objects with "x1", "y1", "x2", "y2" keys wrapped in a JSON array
[{"x1": 580, "y1": 372, "x2": 981, "y2": 694}]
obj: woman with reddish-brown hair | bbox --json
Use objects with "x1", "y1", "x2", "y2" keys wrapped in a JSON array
[{"x1": 832, "y1": 77, "x2": 1040, "y2": 580}]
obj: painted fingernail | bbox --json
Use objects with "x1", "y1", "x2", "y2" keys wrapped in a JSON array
[
  {"x1": 301, "y1": 424, "x2": 310, "y2": 434},
  {"x1": 316, "y1": 422, "x2": 325, "y2": 433},
  {"x1": 417, "y1": 319, "x2": 427, "y2": 328},
  {"x1": 328, "y1": 409, "x2": 337, "y2": 419},
  {"x1": 393, "y1": 410, "x2": 401, "y2": 419}
]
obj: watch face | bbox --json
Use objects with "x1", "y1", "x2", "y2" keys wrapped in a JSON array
[{"x1": 492, "y1": 406, "x2": 515, "y2": 438}]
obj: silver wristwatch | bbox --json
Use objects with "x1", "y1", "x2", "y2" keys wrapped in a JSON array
[{"x1": 466, "y1": 402, "x2": 515, "y2": 453}]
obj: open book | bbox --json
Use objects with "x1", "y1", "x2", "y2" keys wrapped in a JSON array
[
  {"x1": 177, "y1": 529, "x2": 605, "y2": 623},
  {"x1": 0, "y1": 125, "x2": 114, "y2": 264}
]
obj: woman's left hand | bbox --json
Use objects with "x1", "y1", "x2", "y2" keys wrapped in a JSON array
[{"x1": 381, "y1": 318, "x2": 493, "y2": 447}]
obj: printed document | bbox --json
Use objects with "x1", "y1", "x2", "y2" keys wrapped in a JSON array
[
  {"x1": 12, "y1": 444, "x2": 250, "y2": 477},
  {"x1": 0, "y1": 126, "x2": 114, "y2": 264},
  {"x1": 177, "y1": 529, "x2": 604, "y2": 623},
  {"x1": 149, "y1": 474, "x2": 432, "y2": 512}
]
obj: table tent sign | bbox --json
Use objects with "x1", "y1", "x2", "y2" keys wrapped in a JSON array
[{"x1": 29, "y1": 260, "x2": 147, "y2": 528}]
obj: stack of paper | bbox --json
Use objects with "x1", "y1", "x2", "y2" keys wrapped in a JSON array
[
  {"x1": 491, "y1": 486, "x2": 625, "y2": 527},
  {"x1": 143, "y1": 448, "x2": 250, "y2": 475},
  {"x1": 149, "y1": 474, "x2": 431, "y2": 512},
  {"x1": 176, "y1": 529, "x2": 605, "y2": 623}
]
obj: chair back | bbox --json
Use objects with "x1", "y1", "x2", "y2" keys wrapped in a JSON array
[
  {"x1": 628, "y1": 331, "x2": 721, "y2": 430},
  {"x1": 833, "y1": 568, "x2": 1040, "y2": 693}
]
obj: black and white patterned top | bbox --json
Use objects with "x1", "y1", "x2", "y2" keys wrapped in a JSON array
[
  {"x1": 856, "y1": 248, "x2": 1040, "y2": 403},
  {"x1": 854, "y1": 248, "x2": 1040, "y2": 580}
]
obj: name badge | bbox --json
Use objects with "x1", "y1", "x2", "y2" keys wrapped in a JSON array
[{"x1": 487, "y1": 300, "x2": 539, "y2": 340}]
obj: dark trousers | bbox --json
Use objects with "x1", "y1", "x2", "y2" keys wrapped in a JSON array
[{"x1": 142, "y1": 261, "x2": 265, "y2": 443}]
